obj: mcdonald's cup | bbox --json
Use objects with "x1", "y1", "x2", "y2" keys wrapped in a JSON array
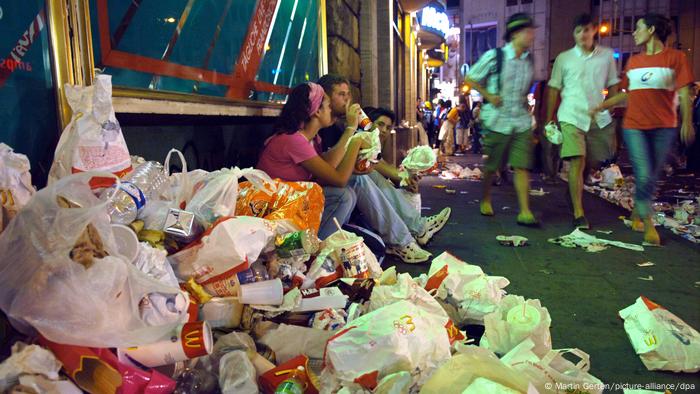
[{"x1": 122, "y1": 321, "x2": 213, "y2": 367}]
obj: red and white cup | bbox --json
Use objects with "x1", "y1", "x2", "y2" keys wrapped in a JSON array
[{"x1": 122, "y1": 321, "x2": 213, "y2": 367}]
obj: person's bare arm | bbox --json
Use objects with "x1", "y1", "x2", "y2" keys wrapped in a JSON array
[
  {"x1": 301, "y1": 139, "x2": 363, "y2": 187},
  {"x1": 321, "y1": 103, "x2": 361, "y2": 167},
  {"x1": 464, "y1": 77, "x2": 502, "y2": 107},
  {"x1": 679, "y1": 85, "x2": 696, "y2": 146},
  {"x1": 374, "y1": 160, "x2": 401, "y2": 185},
  {"x1": 590, "y1": 91, "x2": 628, "y2": 116},
  {"x1": 545, "y1": 87, "x2": 560, "y2": 124}
]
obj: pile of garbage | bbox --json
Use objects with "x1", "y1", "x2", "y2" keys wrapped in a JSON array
[
  {"x1": 584, "y1": 164, "x2": 700, "y2": 244},
  {"x1": 438, "y1": 163, "x2": 482, "y2": 181},
  {"x1": 1, "y1": 75, "x2": 698, "y2": 393}
]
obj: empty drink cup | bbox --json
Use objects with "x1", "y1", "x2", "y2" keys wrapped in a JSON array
[{"x1": 238, "y1": 278, "x2": 284, "y2": 305}]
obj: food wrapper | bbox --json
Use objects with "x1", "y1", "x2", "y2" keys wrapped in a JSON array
[
  {"x1": 310, "y1": 308, "x2": 347, "y2": 331},
  {"x1": 259, "y1": 355, "x2": 320, "y2": 394},
  {"x1": 347, "y1": 129, "x2": 382, "y2": 162},
  {"x1": 236, "y1": 180, "x2": 324, "y2": 234},
  {"x1": 399, "y1": 145, "x2": 437, "y2": 186},
  {"x1": 0, "y1": 144, "x2": 35, "y2": 233}
]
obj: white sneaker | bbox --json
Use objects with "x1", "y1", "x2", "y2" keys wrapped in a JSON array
[
  {"x1": 386, "y1": 241, "x2": 432, "y2": 264},
  {"x1": 416, "y1": 207, "x2": 451, "y2": 246}
]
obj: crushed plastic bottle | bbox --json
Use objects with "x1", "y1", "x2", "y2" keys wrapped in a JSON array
[
  {"x1": 101, "y1": 161, "x2": 168, "y2": 224},
  {"x1": 274, "y1": 366, "x2": 305, "y2": 394}
]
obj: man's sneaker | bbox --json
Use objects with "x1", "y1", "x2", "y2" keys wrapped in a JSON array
[
  {"x1": 386, "y1": 241, "x2": 432, "y2": 264},
  {"x1": 573, "y1": 216, "x2": 590, "y2": 230},
  {"x1": 417, "y1": 207, "x2": 451, "y2": 246}
]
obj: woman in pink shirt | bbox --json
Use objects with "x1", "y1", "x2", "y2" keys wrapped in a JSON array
[{"x1": 257, "y1": 82, "x2": 367, "y2": 238}]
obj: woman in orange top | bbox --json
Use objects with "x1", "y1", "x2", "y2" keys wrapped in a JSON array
[{"x1": 592, "y1": 13, "x2": 695, "y2": 245}]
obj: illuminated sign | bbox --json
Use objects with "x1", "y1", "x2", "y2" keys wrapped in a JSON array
[{"x1": 420, "y1": 6, "x2": 450, "y2": 38}]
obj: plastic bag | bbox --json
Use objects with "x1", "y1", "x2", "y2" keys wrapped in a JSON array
[
  {"x1": 188, "y1": 167, "x2": 273, "y2": 227},
  {"x1": 219, "y1": 350, "x2": 258, "y2": 394},
  {"x1": 427, "y1": 252, "x2": 509, "y2": 325},
  {"x1": 0, "y1": 172, "x2": 188, "y2": 348},
  {"x1": 48, "y1": 75, "x2": 131, "y2": 188},
  {"x1": 170, "y1": 216, "x2": 277, "y2": 296},
  {"x1": 502, "y1": 339, "x2": 604, "y2": 394},
  {"x1": 0, "y1": 143, "x2": 35, "y2": 231},
  {"x1": 260, "y1": 323, "x2": 337, "y2": 364},
  {"x1": 420, "y1": 346, "x2": 530, "y2": 393},
  {"x1": 133, "y1": 242, "x2": 179, "y2": 287},
  {"x1": 544, "y1": 121, "x2": 563, "y2": 145},
  {"x1": 323, "y1": 300, "x2": 451, "y2": 391},
  {"x1": 236, "y1": 179, "x2": 325, "y2": 235},
  {"x1": 398, "y1": 145, "x2": 437, "y2": 186},
  {"x1": 347, "y1": 129, "x2": 382, "y2": 162},
  {"x1": 480, "y1": 294, "x2": 552, "y2": 356},
  {"x1": 139, "y1": 149, "x2": 208, "y2": 230},
  {"x1": 619, "y1": 296, "x2": 700, "y2": 373}
]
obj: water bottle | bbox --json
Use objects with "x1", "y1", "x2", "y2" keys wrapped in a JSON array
[{"x1": 102, "y1": 161, "x2": 168, "y2": 224}]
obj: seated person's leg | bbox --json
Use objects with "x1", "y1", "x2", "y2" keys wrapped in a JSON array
[
  {"x1": 348, "y1": 174, "x2": 414, "y2": 247},
  {"x1": 366, "y1": 170, "x2": 426, "y2": 235},
  {"x1": 318, "y1": 186, "x2": 357, "y2": 239}
]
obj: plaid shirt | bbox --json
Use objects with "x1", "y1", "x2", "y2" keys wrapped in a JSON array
[{"x1": 467, "y1": 43, "x2": 533, "y2": 135}]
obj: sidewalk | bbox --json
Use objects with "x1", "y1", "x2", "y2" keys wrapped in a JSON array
[{"x1": 388, "y1": 153, "x2": 700, "y2": 391}]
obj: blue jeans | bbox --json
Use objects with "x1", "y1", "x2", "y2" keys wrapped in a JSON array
[
  {"x1": 348, "y1": 173, "x2": 416, "y2": 247},
  {"x1": 622, "y1": 128, "x2": 677, "y2": 218},
  {"x1": 367, "y1": 171, "x2": 426, "y2": 235},
  {"x1": 319, "y1": 186, "x2": 357, "y2": 239}
]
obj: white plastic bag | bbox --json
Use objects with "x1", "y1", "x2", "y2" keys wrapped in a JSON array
[
  {"x1": 0, "y1": 143, "x2": 35, "y2": 214},
  {"x1": 427, "y1": 252, "x2": 510, "y2": 325},
  {"x1": 368, "y1": 273, "x2": 446, "y2": 319},
  {"x1": 0, "y1": 342, "x2": 62, "y2": 392},
  {"x1": 502, "y1": 339, "x2": 604, "y2": 394},
  {"x1": 219, "y1": 350, "x2": 258, "y2": 394},
  {"x1": 480, "y1": 294, "x2": 552, "y2": 356},
  {"x1": 323, "y1": 300, "x2": 451, "y2": 390},
  {"x1": 619, "y1": 296, "x2": 700, "y2": 373},
  {"x1": 48, "y1": 75, "x2": 131, "y2": 187},
  {"x1": 0, "y1": 172, "x2": 188, "y2": 348},
  {"x1": 260, "y1": 323, "x2": 337, "y2": 364},
  {"x1": 187, "y1": 167, "x2": 274, "y2": 226},
  {"x1": 170, "y1": 216, "x2": 277, "y2": 294},
  {"x1": 399, "y1": 145, "x2": 436, "y2": 186},
  {"x1": 420, "y1": 346, "x2": 530, "y2": 394}
]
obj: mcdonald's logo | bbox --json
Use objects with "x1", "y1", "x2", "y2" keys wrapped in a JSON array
[
  {"x1": 400, "y1": 315, "x2": 416, "y2": 332},
  {"x1": 183, "y1": 329, "x2": 203, "y2": 348},
  {"x1": 0, "y1": 190, "x2": 15, "y2": 206},
  {"x1": 644, "y1": 334, "x2": 658, "y2": 347}
]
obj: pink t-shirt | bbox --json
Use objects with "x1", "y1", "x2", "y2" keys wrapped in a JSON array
[{"x1": 257, "y1": 132, "x2": 321, "y2": 181}]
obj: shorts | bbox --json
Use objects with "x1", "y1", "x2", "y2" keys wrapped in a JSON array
[
  {"x1": 560, "y1": 121, "x2": 616, "y2": 167},
  {"x1": 482, "y1": 129, "x2": 534, "y2": 172}
]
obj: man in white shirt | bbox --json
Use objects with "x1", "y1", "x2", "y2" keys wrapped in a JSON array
[{"x1": 546, "y1": 14, "x2": 620, "y2": 230}]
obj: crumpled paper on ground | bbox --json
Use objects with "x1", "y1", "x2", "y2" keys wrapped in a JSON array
[
  {"x1": 0, "y1": 342, "x2": 63, "y2": 391},
  {"x1": 548, "y1": 228, "x2": 644, "y2": 252}
]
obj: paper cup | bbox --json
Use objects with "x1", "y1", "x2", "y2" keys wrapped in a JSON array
[
  {"x1": 506, "y1": 304, "x2": 541, "y2": 336},
  {"x1": 201, "y1": 297, "x2": 244, "y2": 328},
  {"x1": 238, "y1": 278, "x2": 284, "y2": 305},
  {"x1": 111, "y1": 224, "x2": 139, "y2": 263},
  {"x1": 123, "y1": 321, "x2": 213, "y2": 367},
  {"x1": 333, "y1": 238, "x2": 369, "y2": 279}
]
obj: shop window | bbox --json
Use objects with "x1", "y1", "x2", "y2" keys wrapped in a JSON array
[
  {"x1": 89, "y1": 0, "x2": 322, "y2": 102},
  {"x1": 506, "y1": 0, "x2": 518, "y2": 6}
]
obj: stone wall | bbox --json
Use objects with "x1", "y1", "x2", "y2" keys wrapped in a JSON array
[{"x1": 326, "y1": 0, "x2": 362, "y2": 101}]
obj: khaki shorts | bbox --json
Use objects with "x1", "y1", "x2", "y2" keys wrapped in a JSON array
[
  {"x1": 482, "y1": 129, "x2": 534, "y2": 172},
  {"x1": 560, "y1": 121, "x2": 616, "y2": 167}
]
